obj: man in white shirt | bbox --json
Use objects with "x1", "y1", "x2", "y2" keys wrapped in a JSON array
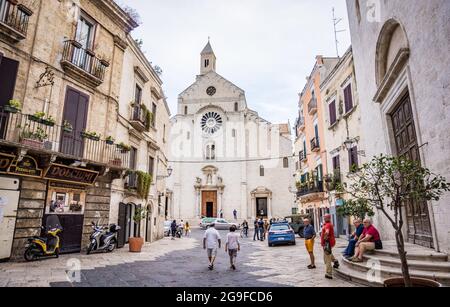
[
  {"x1": 203, "y1": 223, "x2": 221, "y2": 270},
  {"x1": 225, "y1": 225, "x2": 241, "y2": 270}
]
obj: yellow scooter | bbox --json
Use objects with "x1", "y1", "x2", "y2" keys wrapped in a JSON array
[{"x1": 24, "y1": 215, "x2": 63, "y2": 261}]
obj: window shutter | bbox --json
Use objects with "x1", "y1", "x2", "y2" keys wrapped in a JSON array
[
  {"x1": 344, "y1": 84, "x2": 353, "y2": 113},
  {"x1": 329, "y1": 100, "x2": 337, "y2": 125}
]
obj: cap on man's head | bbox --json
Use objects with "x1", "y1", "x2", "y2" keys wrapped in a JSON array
[{"x1": 324, "y1": 214, "x2": 332, "y2": 220}]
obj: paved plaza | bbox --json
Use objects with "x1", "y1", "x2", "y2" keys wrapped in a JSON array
[{"x1": 0, "y1": 228, "x2": 356, "y2": 287}]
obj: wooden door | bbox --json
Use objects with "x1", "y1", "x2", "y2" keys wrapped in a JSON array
[
  {"x1": 391, "y1": 92, "x2": 433, "y2": 248},
  {"x1": 117, "y1": 202, "x2": 127, "y2": 248},
  {"x1": 202, "y1": 191, "x2": 217, "y2": 218},
  {"x1": 0, "y1": 56, "x2": 19, "y2": 138},
  {"x1": 256, "y1": 198, "x2": 268, "y2": 218},
  {"x1": 61, "y1": 87, "x2": 89, "y2": 157}
]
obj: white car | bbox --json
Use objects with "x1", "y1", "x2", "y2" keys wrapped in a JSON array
[
  {"x1": 163, "y1": 221, "x2": 172, "y2": 236},
  {"x1": 211, "y1": 218, "x2": 241, "y2": 230}
]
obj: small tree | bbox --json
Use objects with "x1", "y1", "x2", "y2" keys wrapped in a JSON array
[
  {"x1": 337, "y1": 198, "x2": 375, "y2": 220},
  {"x1": 132, "y1": 207, "x2": 147, "y2": 238},
  {"x1": 343, "y1": 155, "x2": 449, "y2": 287}
]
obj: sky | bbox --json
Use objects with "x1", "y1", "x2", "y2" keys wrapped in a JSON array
[{"x1": 118, "y1": 0, "x2": 351, "y2": 127}]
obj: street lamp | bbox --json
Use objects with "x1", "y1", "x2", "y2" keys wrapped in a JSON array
[
  {"x1": 344, "y1": 138, "x2": 354, "y2": 151},
  {"x1": 156, "y1": 166, "x2": 173, "y2": 180}
]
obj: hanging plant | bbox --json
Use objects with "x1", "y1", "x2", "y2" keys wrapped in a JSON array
[
  {"x1": 62, "y1": 120, "x2": 73, "y2": 133},
  {"x1": 136, "y1": 171, "x2": 152, "y2": 200},
  {"x1": 81, "y1": 130, "x2": 101, "y2": 141}
]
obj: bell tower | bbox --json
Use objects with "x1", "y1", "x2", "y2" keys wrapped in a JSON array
[{"x1": 200, "y1": 39, "x2": 216, "y2": 75}]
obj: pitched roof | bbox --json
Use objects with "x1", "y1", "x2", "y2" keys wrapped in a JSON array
[{"x1": 201, "y1": 41, "x2": 214, "y2": 55}]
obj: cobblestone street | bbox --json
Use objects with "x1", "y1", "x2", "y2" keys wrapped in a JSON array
[{"x1": 0, "y1": 228, "x2": 356, "y2": 287}]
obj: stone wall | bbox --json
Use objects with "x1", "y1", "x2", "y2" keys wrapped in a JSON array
[{"x1": 11, "y1": 177, "x2": 47, "y2": 259}]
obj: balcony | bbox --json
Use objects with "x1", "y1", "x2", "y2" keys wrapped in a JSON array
[
  {"x1": 0, "y1": 107, "x2": 129, "y2": 169},
  {"x1": 299, "y1": 150, "x2": 307, "y2": 162},
  {"x1": 130, "y1": 103, "x2": 149, "y2": 132},
  {"x1": 0, "y1": 1, "x2": 32, "y2": 42},
  {"x1": 295, "y1": 116, "x2": 305, "y2": 134},
  {"x1": 308, "y1": 97, "x2": 318, "y2": 115},
  {"x1": 60, "y1": 40, "x2": 109, "y2": 88},
  {"x1": 297, "y1": 181, "x2": 326, "y2": 202},
  {"x1": 310, "y1": 137, "x2": 320, "y2": 152},
  {"x1": 324, "y1": 170, "x2": 342, "y2": 191}
]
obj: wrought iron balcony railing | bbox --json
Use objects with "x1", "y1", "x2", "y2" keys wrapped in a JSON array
[
  {"x1": 0, "y1": 1, "x2": 32, "y2": 41},
  {"x1": 310, "y1": 137, "x2": 320, "y2": 152},
  {"x1": 0, "y1": 107, "x2": 129, "y2": 169},
  {"x1": 61, "y1": 40, "x2": 109, "y2": 87},
  {"x1": 297, "y1": 181, "x2": 324, "y2": 197}
]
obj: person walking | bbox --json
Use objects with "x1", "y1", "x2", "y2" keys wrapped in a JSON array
[
  {"x1": 303, "y1": 218, "x2": 316, "y2": 269},
  {"x1": 242, "y1": 220, "x2": 249, "y2": 238},
  {"x1": 233, "y1": 209, "x2": 238, "y2": 220},
  {"x1": 263, "y1": 219, "x2": 270, "y2": 240},
  {"x1": 203, "y1": 223, "x2": 221, "y2": 270},
  {"x1": 184, "y1": 221, "x2": 191, "y2": 237},
  {"x1": 225, "y1": 225, "x2": 241, "y2": 270},
  {"x1": 170, "y1": 220, "x2": 177, "y2": 240},
  {"x1": 219, "y1": 209, "x2": 224, "y2": 218},
  {"x1": 258, "y1": 218, "x2": 265, "y2": 241},
  {"x1": 253, "y1": 218, "x2": 260, "y2": 241},
  {"x1": 321, "y1": 214, "x2": 339, "y2": 279}
]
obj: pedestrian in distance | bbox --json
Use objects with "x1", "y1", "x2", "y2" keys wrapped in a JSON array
[
  {"x1": 184, "y1": 221, "x2": 191, "y2": 237},
  {"x1": 225, "y1": 225, "x2": 241, "y2": 270},
  {"x1": 242, "y1": 220, "x2": 249, "y2": 238},
  {"x1": 258, "y1": 218, "x2": 265, "y2": 241},
  {"x1": 170, "y1": 220, "x2": 177, "y2": 240},
  {"x1": 233, "y1": 209, "x2": 238, "y2": 220},
  {"x1": 321, "y1": 214, "x2": 339, "y2": 279},
  {"x1": 253, "y1": 218, "x2": 260, "y2": 241},
  {"x1": 203, "y1": 223, "x2": 221, "y2": 270},
  {"x1": 219, "y1": 209, "x2": 224, "y2": 218},
  {"x1": 263, "y1": 219, "x2": 270, "y2": 240},
  {"x1": 303, "y1": 218, "x2": 316, "y2": 269}
]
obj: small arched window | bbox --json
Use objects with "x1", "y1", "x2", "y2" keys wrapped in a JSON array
[
  {"x1": 260, "y1": 165, "x2": 265, "y2": 177},
  {"x1": 283, "y1": 157, "x2": 289, "y2": 168},
  {"x1": 184, "y1": 106, "x2": 188, "y2": 115},
  {"x1": 234, "y1": 102, "x2": 239, "y2": 112}
]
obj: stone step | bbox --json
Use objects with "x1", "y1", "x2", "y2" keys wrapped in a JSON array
[
  {"x1": 338, "y1": 257, "x2": 450, "y2": 286},
  {"x1": 370, "y1": 248, "x2": 448, "y2": 262},
  {"x1": 363, "y1": 254, "x2": 450, "y2": 273},
  {"x1": 334, "y1": 264, "x2": 384, "y2": 287}
]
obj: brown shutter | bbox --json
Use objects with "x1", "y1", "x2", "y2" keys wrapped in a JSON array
[{"x1": 329, "y1": 100, "x2": 337, "y2": 125}]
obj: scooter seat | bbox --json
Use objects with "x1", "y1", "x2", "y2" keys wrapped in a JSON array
[{"x1": 33, "y1": 236, "x2": 47, "y2": 242}]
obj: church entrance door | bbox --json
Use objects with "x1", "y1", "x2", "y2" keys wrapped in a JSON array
[
  {"x1": 256, "y1": 198, "x2": 268, "y2": 218},
  {"x1": 202, "y1": 191, "x2": 217, "y2": 218}
]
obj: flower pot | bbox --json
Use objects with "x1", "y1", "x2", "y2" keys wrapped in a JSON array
[
  {"x1": 63, "y1": 127, "x2": 73, "y2": 133},
  {"x1": 41, "y1": 119, "x2": 55, "y2": 127},
  {"x1": 106, "y1": 140, "x2": 114, "y2": 145},
  {"x1": 383, "y1": 277, "x2": 442, "y2": 288},
  {"x1": 28, "y1": 115, "x2": 43, "y2": 123},
  {"x1": 128, "y1": 237, "x2": 144, "y2": 253},
  {"x1": 4, "y1": 105, "x2": 20, "y2": 113}
]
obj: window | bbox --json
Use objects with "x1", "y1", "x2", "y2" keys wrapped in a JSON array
[
  {"x1": 184, "y1": 106, "x2": 188, "y2": 115},
  {"x1": 206, "y1": 144, "x2": 215, "y2": 160},
  {"x1": 205, "y1": 59, "x2": 209, "y2": 67},
  {"x1": 234, "y1": 102, "x2": 239, "y2": 112},
  {"x1": 260, "y1": 165, "x2": 265, "y2": 177},
  {"x1": 303, "y1": 139, "x2": 307, "y2": 156},
  {"x1": 329, "y1": 100, "x2": 337, "y2": 126},
  {"x1": 148, "y1": 156, "x2": 155, "y2": 177},
  {"x1": 295, "y1": 161, "x2": 299, "y2": 171},
  {"x1": 76, "y1": 14, "x2": 95, "y2": 49},
  {"x1": 283, "y1": 157, "x2": 289, "y2": 168},
  {"x1": 232, "y1": 129, "x2": 236, "y2": 138},
  {"x1": 316, "y1": 164, "x2": 323, "y2": 182},
  {"x1": 128, "y1": 147, "x2": 138, "y2": 188},
  {"x1": 163, "y1": 124, "x2": 166, "y2": 142},
  {"x1": 332, "y1": 155, "x2": 340, "y2": 172},
  {"x1": 151, "y1": 102, "x2": 157, "y2": 127},
  {"x1": 348, "y1": 146, "x2": 359, "y2": 171},
  {"x1": 344, "y1": 83, "x2": 354, "y2": 113},
  {"x1": 135, "y1": 85, "x2": 142, "y2": 104}
]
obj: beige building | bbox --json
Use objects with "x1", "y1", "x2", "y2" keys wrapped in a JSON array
[
  {"x1": 346, "y1": 0, "x2": 450, "y2": 252},
  {"x1": 0, "y1": 0, "x2": 169, "y2": 260},
  {"x1": 319, "y1": 47, "x2": 364, "y2": 237},
  {"x1": 293, "y1": 56, "x2": 339, "y2": 231}
]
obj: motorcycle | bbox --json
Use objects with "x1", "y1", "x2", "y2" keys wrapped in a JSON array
[
  {"x1": 175, "y1": 225, "x2": 183, "y2": 238},
  {"x1": 86, "y1": 221, "x2": 120, "y2": 254},
  {"x1": 24, "y1": 215, "x2": 63, "y2": 262}
]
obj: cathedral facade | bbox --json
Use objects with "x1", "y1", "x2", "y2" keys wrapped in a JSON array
[{"x1": 167, "y1": 42, "x2": 295, "y2": 222}]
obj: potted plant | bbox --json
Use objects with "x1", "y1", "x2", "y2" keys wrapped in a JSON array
[
  {"x1": 105, "y1": 136, "x2": 115, "y2": 145},
  {"x1": 20, "y1": 125, "x2": 47, "y2": 149},
  {"x1": 117, "y1": 142, "x2": 131, "y2": 153},
  {"x1": 5, "y1": 99, "x2": 22, "y2": 113},
  {"x1": 129, "y1": 207, "x2": 147, "y2": 253},
  {"x1": 62, "y1": 120, "x2": 73, "y2": 133},
  {"x1": 42, "y1": 115, "x2": 56, "y2": 127},
  {"x1": 342, "y1": 155, "x2": 450, "y2": 287},
  {"x1": 81, "y1": 130, "x2": 101, "y2": 141},
  {"x1": 28, "y1": 111, "x2": 46, "y2": 123}
]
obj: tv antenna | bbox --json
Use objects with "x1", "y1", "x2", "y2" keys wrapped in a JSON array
[{"x1": 332, "y1": 7, "x2": 346, "y2": 58}]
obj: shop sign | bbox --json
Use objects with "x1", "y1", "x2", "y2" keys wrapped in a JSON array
[
  {"x1": 0, "y1": 153, "x2": 15, "y2": 173},
  {"x1": 44, "y1": 164, "x2": 99, "y2": 185},
  {"x1": 8, "y1": 155, "x2": 43, "y2": 178},
  {"x1": 49, "y1": 181, "x2": 87, "y2": 191}
]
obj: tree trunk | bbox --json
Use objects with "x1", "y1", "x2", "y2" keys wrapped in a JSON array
[{"x1": 395, "y1": 229, "x2": 412, "y2": 287}]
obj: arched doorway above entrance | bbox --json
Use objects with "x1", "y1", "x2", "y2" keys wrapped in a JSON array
[{"x1": 251, "y1": 187, "x2": 272, "y2": 219}]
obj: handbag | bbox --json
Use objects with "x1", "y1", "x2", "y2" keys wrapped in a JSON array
[
  {"x1": 375, "y1": 239, "x2": 383, "y2": 250},
  {"x1": 324, "y1": 240, "x2": 332, "y2": 255}
]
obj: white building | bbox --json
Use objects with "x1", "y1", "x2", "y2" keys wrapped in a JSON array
[
  {"x1": 167, "y1": 42, "x2": 295, "y2": 223},
  {"x1": 346, "y1": 0, "x2": 450, "y2": 252}
]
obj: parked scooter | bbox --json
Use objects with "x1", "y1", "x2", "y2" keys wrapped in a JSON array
[
  {"x1": 175, "y1": 225, "x2": 183, "y2": 238},
  {"x1": 24, "y1": 215, "x2": 63, "y2": 261},
  {"x1": 86, "y1": 221, "x2": 120, "y2": 254}
]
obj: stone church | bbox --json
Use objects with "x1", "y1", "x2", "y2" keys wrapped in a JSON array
[{"x1": 167, "y1": 41, "x2": 295, "y2": 222}]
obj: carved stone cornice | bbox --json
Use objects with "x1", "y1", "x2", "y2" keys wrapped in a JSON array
[{"x1": 114, "y1": 35, "x2": 128, "y2": 51}]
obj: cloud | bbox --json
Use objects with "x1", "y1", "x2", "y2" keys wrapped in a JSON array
[{"x1": 119, "y1": 0, "x2": 351, "y2": 126}]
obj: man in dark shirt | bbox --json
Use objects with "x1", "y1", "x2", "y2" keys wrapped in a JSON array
[
  {"x1": 253, "y1": 219, "x2": 260, "y2": 241},
  {"x1": 343, "y1": 218, "x2": 364, "y2": 259},
  {"x1": 303, "y1": 218, "x2": 316, "y2": 269}
]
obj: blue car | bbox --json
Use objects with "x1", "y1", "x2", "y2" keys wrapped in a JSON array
[{"x1": 268, "y1": 223, "x2": 296, "y2": 247}]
